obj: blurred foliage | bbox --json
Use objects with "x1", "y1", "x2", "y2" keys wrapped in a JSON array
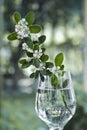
[{"x1": 1, "y1": 93, "x2": 48, "y2": 130}]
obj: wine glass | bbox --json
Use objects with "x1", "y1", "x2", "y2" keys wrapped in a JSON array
[{"x1": 35, "y1": 71, "x2": 76, "y2": 130}]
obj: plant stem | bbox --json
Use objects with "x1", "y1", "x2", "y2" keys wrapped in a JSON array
[{"x1": 61, "y1": 94, "x2": 72, "y2": 115}]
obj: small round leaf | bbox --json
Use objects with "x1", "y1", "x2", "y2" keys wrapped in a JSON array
[
  {"x1": 39, "y1": 35, "x2": 46, "y2": 44},
  {"x1": 14, "y1": 12, "x2": 21, "y2": 23},
  {"x1": 55, "y1": 53, "x2": 64, "y2": 66},
  {"x1": 7, "y1": 32, "x2": 17, "y2": 40},
  {"x1": 25, "y1": 12, "x2": 35, "y2": 25},
  {"x1": 29, "y1": 25, "x2": 41, "y2": 33},
  {"x1": 51, "y1": 74, "x2": 59, "y2": 87},
  {"x1": 40, "y1": 54, "x2": 49, "y2": 62}
]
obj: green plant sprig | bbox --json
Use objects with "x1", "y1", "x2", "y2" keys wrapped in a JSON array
[
  {"x1": 7, "y1": 11, "x2": 65, "y2": 87},
  {"x1": 7, "y1": 11, "x2": 72, "y2": 115}
]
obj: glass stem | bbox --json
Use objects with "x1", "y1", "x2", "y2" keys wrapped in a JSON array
[{"x1": 49, "y1": 128, "x2": 63, "y2": 130}]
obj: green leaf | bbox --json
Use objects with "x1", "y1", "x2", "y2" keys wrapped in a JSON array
[
  {"x1": 21, "y1": 62, "x2": 31, "y2": 68},
  {"x1": 55, "y1": 53, "x2": 64, "y2": 66},
  {"x1": 29, "y1": 25, "x2": 41, "y2": 33},
  {"x1": 62, "y1": 71, "x2": 65, "y2": 76},
  {"x1": 32, "y1": 71, "x2": 40, "y2": 79},
  {"x1": 46, "y1": 70, "x2": 53, "y2": 76},
  {"x1": 25, "y1": 12, "x2": 35, "y2": 25},
  {"x1": 7, "y1": 32, "x2": 17, "y2": 40},
  {"x1": 35, "y1": 70, "x2": 39, "y2": 78},
  {"x1": 33, "y1": 58, "x2": 40, "y2": 67},
  {"x1": 63, "y1": 79, "x2": 69, "y2": 88},
  {"x1": 14, "y1": 12, "x2": 21, "y2": 23},
  {"x1": 46, "y1": 62, "x2": 54, "y2": 68},
  {"x1": 39, "y1": 35, "x2": 46, "y2": 44},
  {"x1": 30, "y1": 73, "x2": 35, "y2": 78},
  {"x1": 41, "y1": 47, "x2": 45, "y2": 53},
  {"x1": 26, "y1": 52, "x2": 33, "y2": 57},
  {"x1": 51, "y1": 74, "x2": 59, "y2": 87},
  {"x1": 40, "y1": 54, "x2": 49, "y2": 62},
  {"x1": 19, "y1": 58, "x2": 33, "y2": 68},
  {"x1": 40, "y1": 73, "x2": 44, "y2": 81},
  {"x1": 19, "y1": 58, "x2": 26, "y2": 64},
  {"x1": 27, "y1": 38, "x2": 33, "y2": 49},
  {"x1": 34, "y1": 44, "x2": 39, "y2": 50},
  {"x1": 60, "y1": 65, "x2": 64, "y2": 70}
]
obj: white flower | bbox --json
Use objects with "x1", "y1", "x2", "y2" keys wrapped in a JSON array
[
  {"x1": 33, "y1": 49, "x2": 42, "y2": 59},
  {"x1": 51, "y1": 66, "x2": 63, "y2": 77},
  {"x1": 15, "y1": 18, "x2": 30, "y2": 39},
  {"x1": 22, "y1": 42, "x2": 29, "y2": 51},
  {"x1": 23, "y1": 65, "x2": 37, "y2": 76},
  {"x1": 18, "y1": 18, "x2": 28, "y2": 26},
  {"x1": 39, "y1": 63, "x2": 45, "y2": 70},
  {"x1": 31, "y1": 66, "x2": 37, "y2": 73},
  {"x1": 51, "y1": 66, "x2": 59, "y2": 75},
  {"x1": 26, "y1": 56, "x2": 30, "y2": 62},
  {"x1": 31, "y1": 34, "x2": 39, "y2": 42}
]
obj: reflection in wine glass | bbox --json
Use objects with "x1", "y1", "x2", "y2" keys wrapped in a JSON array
[{"x1": 35, "y1": 71, "x2": 76, "y2": 130}]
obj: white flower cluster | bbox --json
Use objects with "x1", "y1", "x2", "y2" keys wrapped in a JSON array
[
  {"x1": 15, "y1": 18, "x2": 30, "y2": 39},
  {"x1": 33, "y1": 49, "x2": 42, "y2": 59},
  {"x1": 22, "y1": 42, "x2": 29, "y2": 51}
]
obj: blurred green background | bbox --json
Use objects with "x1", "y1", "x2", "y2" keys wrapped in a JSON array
[{"x1": 0, "y1": 0, "x2": 87, "y2": 130}]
